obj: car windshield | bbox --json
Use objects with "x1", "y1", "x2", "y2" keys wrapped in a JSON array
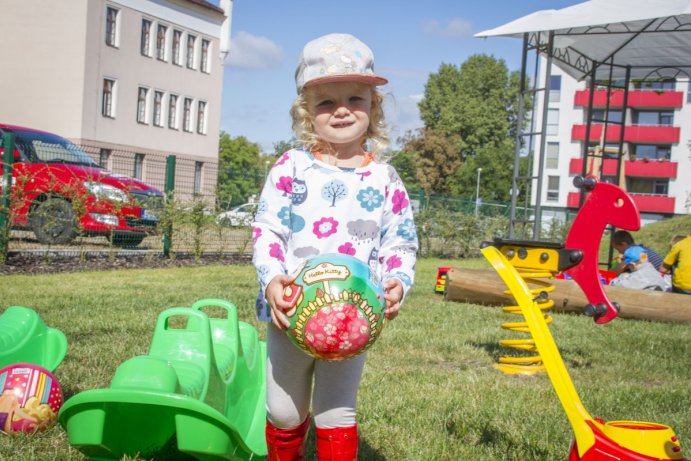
[{"x1": 9, "y1": 129, "x2": 98, "y2": 166}]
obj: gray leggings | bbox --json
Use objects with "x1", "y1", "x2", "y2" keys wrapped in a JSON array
[{"x1": 265, "y1": 323, "x2": 366, "y2": 429}]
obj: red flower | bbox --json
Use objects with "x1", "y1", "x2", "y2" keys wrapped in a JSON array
[
  {"x1": 392, "y1": 189, "x2": 409, "y2": 214},
  {"x1": 338, "y1": 242, "x2": 356, "y2": 255},
  {"x1": 276, "y1": 176, "x2": 292, "y2": 196}
]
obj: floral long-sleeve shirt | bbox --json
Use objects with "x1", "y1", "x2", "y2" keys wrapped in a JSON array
[{"x1": 252, "y1": 148, "x2": 418, "y2": 322}]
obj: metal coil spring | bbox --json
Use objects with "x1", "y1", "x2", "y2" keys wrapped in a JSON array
[{"x1": 495, "y1": 269, "x2": 555, "y2": 375}]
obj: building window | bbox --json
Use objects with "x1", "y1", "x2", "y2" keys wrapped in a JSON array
[
  {"x1": 546, "y1": 142, "x2": 559, "y2": 169},
  {"x1": 200, "y1": 39, "x2": 211, "y2": 73},
  {"x1": 653, "y1": 180, "x2": 669, "y2": 195},
  {"x1": 137, "y1": 87, "x2": 149, "y2": 124},
  {"x1": 546, "y1": 176, "x2": 559, "y2": 201},
  {"x1": 633, "y1": 110, "x2": 674, "y2": 126},
  {"x1": 634, "y1": 79, "x2": 676, "y2": 91},
  {"x1": 156, "y1": 24, "x2": 168, "y2": 61},
  {"x1": 197, "y1": 101, "x2": 207, "y2": 134},
  {"x1": 102, "y1": 78, "x2": 116, "y2": 118},
  {"x1": 172, "y1": 29, "x2": 183, "y2": 65},
  {"x1": 168, "y1": 94, "x2": 179, "y2": 129},
  {"x1": 99, "y1": 148, "x2": 111, "y2": 168},
  {"x1": 105, "y1": 6, "x2": 119, "y2": 47},
  {"x1": 628, "y1": 178, "x2": 669, "y2": 195},
  {"x1": 193, "y1": 161, "x2": 203, "y2": 194},
  {"x1": 546, "y1": 108, "x2": 559, "y2": 135},
  {"x1": 587, "y1": 141, "x2": 622, "y2": 159},
  {"x1": 186, "y1": 34, "x2": 197, "y2": 69},
  {"x1": 549, "y1": 75, "x2": 561, "y2": 102},
  {"x1": 633, "y1": 144, "x2": 671, "y2": 161},
  {"x1": 134, "y1": 154, "x2": 144, "y2": 180},
  {"x1": 591, "y1": 109, "x2": 623, "y2": 124},
  {"x1": 183, "y1": 97, "x2": 193, "y2": 132},
  {"x1": 153, "y1": 91, "x2": 164, "y2": 127},
  {"x1": 595, "y1": 78, "x2": 627, "y2": 90},
  {"x1": 141, "y1": 19, "x2": 152, "y2": 56}
]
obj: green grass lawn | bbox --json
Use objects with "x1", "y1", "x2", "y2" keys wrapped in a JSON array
[{"x1": 0, "y1": 258, "x2": 689, "y2": 460}]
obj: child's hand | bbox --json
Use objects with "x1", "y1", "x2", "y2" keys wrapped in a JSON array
[
  {"x1": 265, "y1": 274, "x2": 295, "y2": 330},
  {"x1": 383, "y1": 278, "x2": 404, "y2": 320}
]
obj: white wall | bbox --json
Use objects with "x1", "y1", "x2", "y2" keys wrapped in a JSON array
[
  {"x1": 0, "y1": 0, "x2": 89, "y2": 136},
  {"x1": 532, "y1": 58, "x2": 691, "y2": 218},
  {"x1": 0, "y1": 0, "x2": 226, "y2": 162},
  {"x1": 670, "y1": 80, "x2": 691, "y2": 214}
]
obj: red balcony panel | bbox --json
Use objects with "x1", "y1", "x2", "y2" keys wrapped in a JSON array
[
  {"x1": 626, "y1": 160, "x2": 677, "y2": 178},
  {"x1": 571, "y1": 124, "x2": 680, "y2": 143},
  {"x1": 567, "y1": 191, "x2": 581, "y2": 208},
  {"x1": 568, "y1": 158, "x2": 618, "y2": 176},
  {"x1": 568, "y1": 158, "x2": 678, "y2": 178},
  {"x1": 630, "y1": 194, "x2": 675, "y2": 213},
  {"x1": 567, "y1": 191, "x2": 675, "y2": 213},
  {"x1": 574, "y1": 90, "x2": 684, "y2": 108},
  {"x1": 630, "y1": 91, "x2": 684, "y2": 107},
  {"x1": 569, "y1": 158, "x2": 583, "y2": 175}
]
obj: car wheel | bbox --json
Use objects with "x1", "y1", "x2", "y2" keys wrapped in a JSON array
[
  {"x1": 107, "y1": 233, "x2": 145, "y2": 248},
  {"x1": 30, "y1": 197, "x2": 77, "y2": 244}
]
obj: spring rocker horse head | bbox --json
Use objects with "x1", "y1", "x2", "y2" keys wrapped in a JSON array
[{"x1": 563, "y1": 176, "x2": 640, "y2": 323}]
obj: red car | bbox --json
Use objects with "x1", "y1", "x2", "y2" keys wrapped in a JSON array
[{"x1": 0, "y1": 124, "x2": 164, "y2": 247}]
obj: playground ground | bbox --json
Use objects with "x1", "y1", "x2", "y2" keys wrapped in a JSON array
[{"x1": 0, "y1": 257, "x2": 689, "y2": 460}]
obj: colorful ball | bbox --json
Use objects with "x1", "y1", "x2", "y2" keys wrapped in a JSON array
[
  {"x1": 283, "y1": 253, "x2": 386, "y2": 361},
  {"x1": 0, "y1": 363, "x2": 63, "y2": 433}
]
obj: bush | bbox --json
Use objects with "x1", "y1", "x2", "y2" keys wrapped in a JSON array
[{"x1": 415, "y1": 208, "x2": 508, "y2": 258}]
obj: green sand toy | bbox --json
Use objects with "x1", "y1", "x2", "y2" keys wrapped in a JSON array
[
  {"x1": 59, "y1": 299, "x2": 267, "y2": 460},
  {"x1": 0, "y1": 305, "x2": 67, "y2": 372}
]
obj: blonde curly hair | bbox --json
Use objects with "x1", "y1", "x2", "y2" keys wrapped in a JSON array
[{"x1": 290, "y1": 85, "x2": 389, "y2": 159}]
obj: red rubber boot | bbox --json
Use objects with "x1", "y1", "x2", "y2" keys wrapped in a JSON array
[
  {"x1": 266, "y1": 417, "x2": 311, "y2": 461},
  {"x1": 315, "y1": 425, "x2": 358, "y2": 461}
]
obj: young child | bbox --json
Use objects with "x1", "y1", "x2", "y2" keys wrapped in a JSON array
[
  {"x1": 660, "y1": 234, "x2": 691, "y2": 294},
  {"x1": 251, "y1": 33, "x2": 418, "y2": 460},
  {"x1": 611, "y1": 230, "x2": 663, "y2": 274}
]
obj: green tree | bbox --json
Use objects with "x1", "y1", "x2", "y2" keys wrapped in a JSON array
[
  {"x1": 449, "y1": 139, "x2": 514, "y2": 202},
  {"x1": 273, "y1": 139, "x2": 295, "y2": 156},
  {"x1": 507, "y1": 70, "x2": 530, "y2": 142},
  {"x1": 388, "y1": 148, "x2": 420, "y2": 193},
  {"x1": 216, "y1": 132, "x2": 263, "y2": 208},
  {"x1": 417, "y1": 54, "x2": 527, "y2": 197},
  {"x1": 401, "y1": 128, "x2": 462, "y2": 196}
]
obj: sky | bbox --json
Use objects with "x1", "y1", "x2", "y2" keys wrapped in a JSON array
[{"x1": 217, "y1": 0, "x2": 581, "y2": 153}]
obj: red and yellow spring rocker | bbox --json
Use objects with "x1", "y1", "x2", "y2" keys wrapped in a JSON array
[
  {"x1": 488, "y1": 176, "x2": 643, "y2": 374},
  {"x1": 486, "y1": 239, "x2": 578, "y2": 374},
  {"x1": 481, "y1": 177, "x2": 684, "y2": 460}
]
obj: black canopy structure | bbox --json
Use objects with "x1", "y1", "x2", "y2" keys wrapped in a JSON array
[{"x1": 476, "y1": 0, "x2": 691, "y2": 239}]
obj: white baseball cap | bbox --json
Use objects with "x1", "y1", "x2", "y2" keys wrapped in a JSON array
[{"x1": 295, "y1": 33, "x2": 388, "y2": 94}]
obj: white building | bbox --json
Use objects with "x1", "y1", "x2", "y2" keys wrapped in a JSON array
[
  {"x1": 533, "y1": 63, "x2": 691, "y2": 224},
  {"x1": 0, "y1": 0, "x2": 232, "y2": 197}
]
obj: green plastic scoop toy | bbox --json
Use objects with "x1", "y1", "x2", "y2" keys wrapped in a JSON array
[
  {"x1": 59, "y1": 298, "x2": 267, "y2": 460},
  {"x1": 0, "y1": 305, "x2": 67, "y2": 372}
]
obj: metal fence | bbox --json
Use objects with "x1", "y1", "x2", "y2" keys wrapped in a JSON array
[
  {"x1": 1, "y1": 131, "x2": 576, "y2": 264},
  {"x1": 0, "y1": 133, "x2": 259, "y2": 262},
  {"x1": 412, "y1": 192, "x2": 578, "y2": 257}
]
